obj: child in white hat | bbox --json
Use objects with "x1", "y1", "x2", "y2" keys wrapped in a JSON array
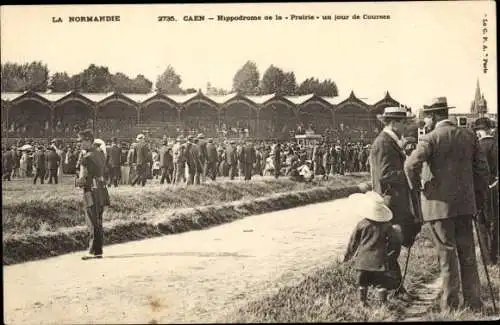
[{"x1": 344, "y1": 191, "x2": 403, "y2": 306}]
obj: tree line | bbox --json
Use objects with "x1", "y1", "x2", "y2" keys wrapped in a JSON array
[{"x1": 1, "y1": 60, "x2": 338, "y2": 97}]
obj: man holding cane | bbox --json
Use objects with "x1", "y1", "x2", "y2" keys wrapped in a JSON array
[
  {"x1": 75, "y1": 129, "x2": 110, "y2": 260},
  {"x1": 405, "y1": 97, "x2": 489, "y2": 312}
]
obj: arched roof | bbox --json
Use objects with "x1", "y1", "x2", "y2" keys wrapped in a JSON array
[
  {"x1": 220, "y1": 93, "x2": 258, "y2": 110},
  {"x1": 9, "y1": 91, "x2": 51, "y2": 107},
  {"x1": 371, "y1": 91, "x2": 401, "y2": 113},
  {"x1": 54, "y1": 91, "x2": 95, "y2": 107},
  {"x1": 0, "y1": 90, "x2": 409, "y2": 113},
  {"x1": 182, "y1": 92, "x2": 219, "y2": 111},
  {"x1": 141, "y1": 93, "x2": 179, "y2": 108},
  {"x1": 98, "y1": 92, "x2": 138, "y2": 107},
  {"x1": 335, "y1": 91, "x2": 370, "y2": 112}
]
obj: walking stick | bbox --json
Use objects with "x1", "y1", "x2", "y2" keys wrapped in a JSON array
[
  {"x1": 472, "y1": 211, "x2": 498, "y2": 314},
  {"x1": 396, "y1": 187, "x2": 423, "y2": 296},
  {"x1": 396, "y1": 242, "x2": 414, "y2": 295}
]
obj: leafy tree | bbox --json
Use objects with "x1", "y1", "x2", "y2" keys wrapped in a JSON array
[
  {"x1": 183, "y1": 88, "x2": 198, "y2": 94},
  {"x1": 232, "y1": 61, "x2": 260, "y2": 95},
  {"x1": 1, "y1": 61, "x2": 49, "y2": 92},
  {"x1": 110, "y1": 72, "x2": 131, "y2": 93},
  {"x1": 206, "y1": 82, "x2": 230, "y2": 95},
  {"x1": 281, "y1": 72, "x2": 297, "y2": 96},
  {"x1": 78, "y1": 64, "x2": 113, "y2": 93},
  {"x1": 131, "y1": 74, "x2": 153, "y2": 93},
  {"x1": 297, "y1": 77, "x2": 338, "y2": 97},
  {"x1": 155, "y1": 65, "x2": 183, "y2": 94},
  {"x1": 49, "y1": 72, "x2": 72, "y2": 92},
  {"x1": 260, "y1": 65, "x2": 285, "y2": 95}
]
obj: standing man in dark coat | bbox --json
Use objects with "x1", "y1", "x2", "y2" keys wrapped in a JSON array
[
  {"x1": 473, "y1": 117, "x2": 499, "y2": 265},
  {"x1": 205, "y1": 138, "x2": 218, "y2": 181},
  {"x1": 46, "y1": 146, "x2": 61, "y2": 184},
  {"x1": 159, "y1": 138, "x2": 173, "y2": 184},
  {"x1": 75, "y1": 129, "x2": 109, "y2": 260},
  {"x1": 184, "y1": 136, "x2": 197, "y2": 185},
  {"x1": 225, "y1": 140, "x2": 238, "y2": 180},
  {"x1": 242, "y1": 140, "x2": 256, "y2": 181},
  {"x1": 405, "y1": 97, "x2": 489, "y2": 312},
  {"x1": 2, "y1": 146, "x2": 14, "y2": 181},
  {"x1": 369, "y1": 106, "x2": 421, "y2": 298},
  {"x1": 33, "y1": 146, "x2": 46, "y2": 184},
  {"x1": 197, "y1": 133, "x2": 208, "y2": 182},
  {"x1": 131, "y1": 134, "x2": 149, "y2": 187},
  {"x1": 106, "y1": 137, "x2": 122, "y2": 187},
  {"x1": 273, "y1": 142, "x2": 281, "y2": 179}
]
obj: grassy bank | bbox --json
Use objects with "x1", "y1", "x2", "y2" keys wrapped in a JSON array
[
  {"x1": 225, "y1": 226, "x2": 499, "y2": 322},
  {"x1": 2, "y1": 174, "x2": 368, "y2": 237},
  {"x1": 3, "y1": 176, "x2": 368, "y2": 265}
]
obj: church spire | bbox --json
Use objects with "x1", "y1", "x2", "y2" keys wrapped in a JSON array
[{"x1": 471, "y1": 78, "x2": 482, "y2": 114}]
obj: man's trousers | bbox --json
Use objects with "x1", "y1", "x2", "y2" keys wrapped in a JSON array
[
  {"x1": 427, "y1": 215, "x2": 482, "y2": 311},
  {"x1": 85, "y1": 202, "x2": 104, "y2": 256}
]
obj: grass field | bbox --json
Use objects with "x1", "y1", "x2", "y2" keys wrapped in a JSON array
[
  {"x1": 2, "y1": 174, "x2": 369, "y2": 238},
  {"x1": 226, "y1": 225, "x2": 500, "y2": 322}
]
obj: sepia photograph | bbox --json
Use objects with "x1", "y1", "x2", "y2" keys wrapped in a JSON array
[{"x1": 1, "y1": 1, "x2": 498, "y2": 323}]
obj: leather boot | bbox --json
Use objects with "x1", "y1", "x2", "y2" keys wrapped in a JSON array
[
  {"x1": 358, "y1": 287, "x2": 368, "y2": 307},
  {"x1": 375, "y1": 288, "x2": 388, "y2": 304}
]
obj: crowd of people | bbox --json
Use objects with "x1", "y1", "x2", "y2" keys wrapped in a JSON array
[{"x1": 1, "y1": 133, "x2": 376, "y2": 186}]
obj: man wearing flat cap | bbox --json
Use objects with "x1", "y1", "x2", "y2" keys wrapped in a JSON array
[
  {"x1": 131, "y1": 133, "x2": 150, "y2": 187},
  {"x1": 473, "y1": 117, "x2": 498, "y2": 265},
  {"x1": 75, "y1": 129, "x2": 110, "y2": 260},
  {"x1": 405, "y1": 97, "x2": 489, "y2": 311},
  {"x1": 369, "y1": 105, "x2": 421, "y2": 299}
]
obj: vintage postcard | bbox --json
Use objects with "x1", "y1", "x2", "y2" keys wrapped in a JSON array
[{"x1": 2, "y1": 2, "x2": 498, "y2": 324}]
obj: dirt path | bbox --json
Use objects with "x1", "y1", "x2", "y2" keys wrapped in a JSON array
[{"x1": 4, "y1": 197, "x2": 363, "y2": 324}]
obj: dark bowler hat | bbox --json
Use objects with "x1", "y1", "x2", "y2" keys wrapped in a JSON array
[
  {"x1": 377, "y1": 106, "x2": 414, "y2": 122},
  {"x1": 77, "y1": 129, "x2": 94, "y2": 142},
  {"x1": 473, "y1": 117, "x2": 493, "y2": 130},
  {"x1": 422, "y1": 97, "x2": 456, "y2": 112}
]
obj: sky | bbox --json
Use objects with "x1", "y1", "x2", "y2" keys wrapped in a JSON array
[{"x1": 1, "y1": 1, "x2": 497, "y2": 113}]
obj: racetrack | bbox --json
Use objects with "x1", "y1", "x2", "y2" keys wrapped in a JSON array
[{"x1": 4, "y1": 197, "x2": 362, "y2": 324}]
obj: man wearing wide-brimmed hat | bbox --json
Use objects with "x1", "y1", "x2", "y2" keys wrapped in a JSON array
[
  {"x1": 473, "y1": 116, "x2": 498, "y2": 265},
  {"x1": 369, "y1": 105, "x2": 421, "y2": 299},
  {"x1": 405, "y1": 97, "x2": 490, "y2": 312}
]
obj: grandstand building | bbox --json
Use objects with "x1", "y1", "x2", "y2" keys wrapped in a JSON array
[{"x1": 1, "y1": 89, "x2": 410, "y2": 142}]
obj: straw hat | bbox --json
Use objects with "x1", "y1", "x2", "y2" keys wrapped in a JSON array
[
  {"x1": 349, "y1": 191, "x2": 393, "y2": 222},
  {"x1": 377, "y1": 106, "x2": 414, "y2": 122}
]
